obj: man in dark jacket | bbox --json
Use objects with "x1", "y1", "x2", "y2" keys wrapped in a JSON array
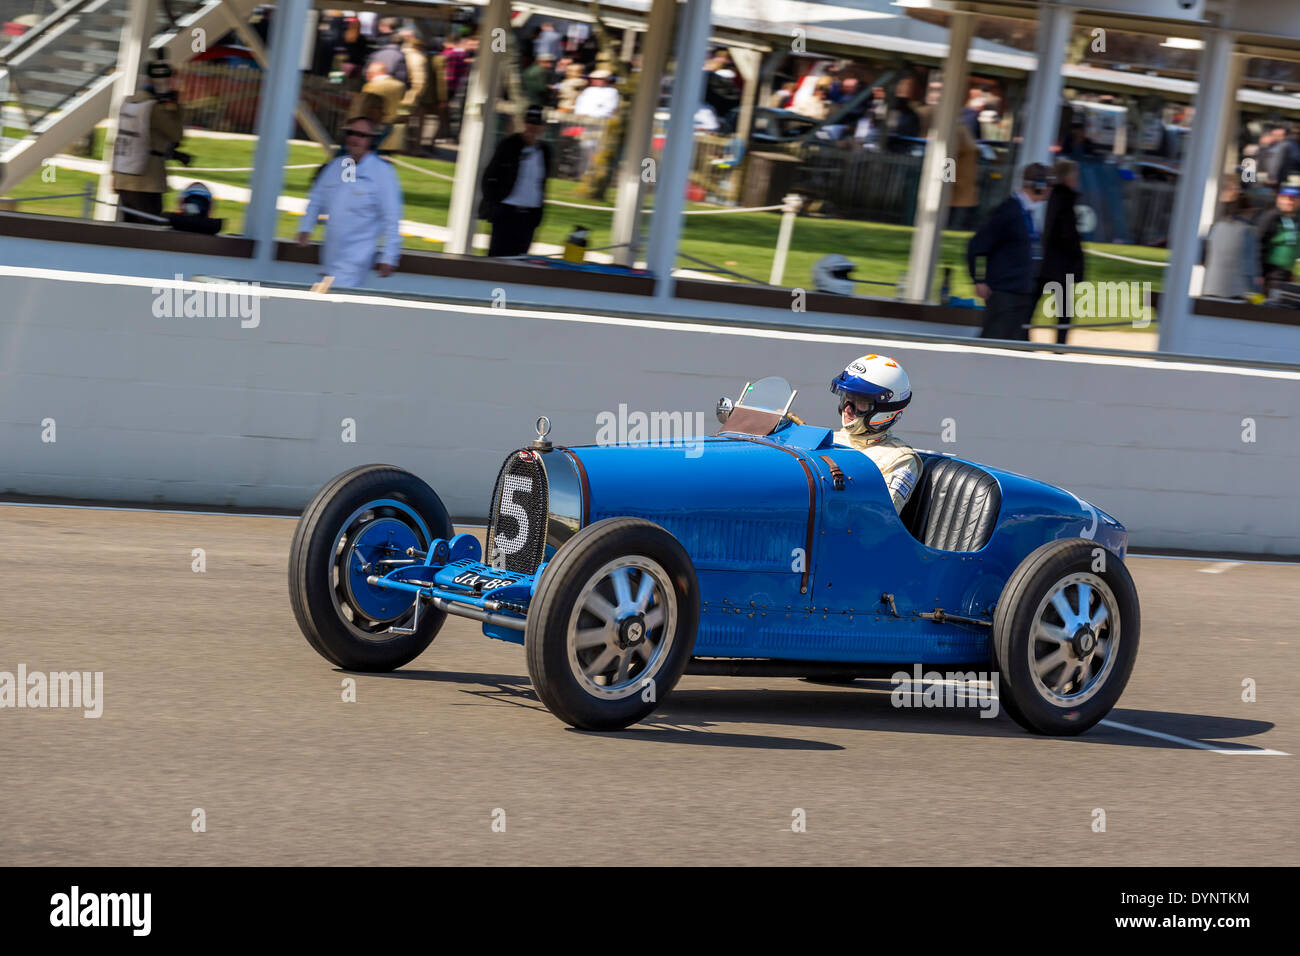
[
  {"x1": 522, "y1": 54, "x2": 557, "y2": 107},
  {"x1": 1039, "y1": 159, "x2": 1085, "y2": 344},
  {"x1": 481, "y1": 106, "x2": 552, "y2": 257},
  {"x1": 1261, "y1": 124, "x2": 1300, "y2": 188},
  {"x1": 368, "y1": 17, "x2": 410, "y2": 87},
  {"x1": 967, "y1": 163, "x2": 1054, "y2": 340}
]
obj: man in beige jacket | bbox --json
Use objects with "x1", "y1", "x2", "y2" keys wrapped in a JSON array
[
  {"x1": 400, "y1": 29, "x2": 429, "y2": 154},
  {"x1": 111, "y1": 60, "x2": 184, "y2": 222},
  {"x1": 353, "y1": 61, "x2": 406, "y2": 154}
]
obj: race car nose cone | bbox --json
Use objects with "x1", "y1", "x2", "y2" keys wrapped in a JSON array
[
  {"x1": 1072, "y1": 625, "x2": 1097, "y2": 657},
  {"x1": 617, "y1": 614, "x2": 646, "y2": 648}
]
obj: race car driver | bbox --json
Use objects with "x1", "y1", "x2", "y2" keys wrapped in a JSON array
[{"x1": 831, "y1": 353, "x2": 922, "y2": 514}]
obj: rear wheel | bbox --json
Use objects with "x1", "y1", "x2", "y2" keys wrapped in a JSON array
[
  {"x1": 289, "y1": 465, "x2": 453, "y2": 671},
  {"x1": 992, "y1": 539, "x2": 1140, "y2": 735},
  {"x1": 526, "y1": 518, "x2": 699, "y2": 730}
]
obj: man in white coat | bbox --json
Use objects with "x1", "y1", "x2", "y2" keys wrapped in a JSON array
[
  {"x1": 298, "y1": 116, "x2": 404, "y2": 287},
  {"x1": 573, "y1": 70, "x2": 620, "y2": 119}
]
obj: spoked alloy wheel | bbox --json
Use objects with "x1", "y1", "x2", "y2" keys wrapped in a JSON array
[
  {"x1": 992, "y1": 538, "x2": 1140, "y2": 735},
  {"x1": 527, "y1": 518, "x2": 699, "y2": 730},
  {"x1": 567, "y1": 556, "x2": 678, "y2": 700},
  {"x1": 1026, "y1": 572, "x2": 1120, "y2": 707}
]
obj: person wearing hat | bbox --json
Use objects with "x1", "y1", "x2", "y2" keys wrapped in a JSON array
[
  {"x1": 480, "y1": 106, "x2": 553, "y2": 257},
  {"x1": 523, "y1": 52, "x2": 557, "y2": 108},
  {"x1": 573, "y1": 69, "x2": 619, "y2": 119},
  {"x1": 966, "y1": 162, "x2": 1055, "y2": 340},
  {"x1": 297, "y1": 115, "x2": 404, "y2": 287},
  {"x1": 556, "y1": 62, "x2": 588, "y2": 113},
  {"x1": 110, "y1": 58, "x2": 185, "y2": 223},
  {"x1": 1257, "y1": 178, "x2": 1300, "y2": 297}
]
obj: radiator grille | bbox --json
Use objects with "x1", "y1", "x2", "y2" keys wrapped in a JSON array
[{"x1": 485, "y1": 449, "x2": 549, "y2": 573}]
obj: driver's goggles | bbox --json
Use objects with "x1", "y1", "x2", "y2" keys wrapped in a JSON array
[{"x1": 837, "y1": 395, "x2": 875, "y2": 419}]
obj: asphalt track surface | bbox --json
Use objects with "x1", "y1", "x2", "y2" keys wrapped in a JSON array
[{"x1": 1, "y1": 504, "x2": 1295, "y2": 866}]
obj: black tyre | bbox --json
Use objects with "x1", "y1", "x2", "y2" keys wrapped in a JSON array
[
  {"x1": 992, "y1": 538, "x2": 1140, "y2": 735},
  {"x1": 526, "y1": 518, "x2": 699, "y2": 730},
  {"x1": 289, "y1": 464, "x2": 453, "y2": 671}
]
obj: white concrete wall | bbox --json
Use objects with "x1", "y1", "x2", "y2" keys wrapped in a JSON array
[
  {"x1": 1183, "y1": 311, "x2": 1300, "y2": 365},
  {"x1": 2, "y1": 267, "x2": 1298, "y2": 555},
  {"x1": 0, "y1": 235, "x2": 976, "y2": 339}
]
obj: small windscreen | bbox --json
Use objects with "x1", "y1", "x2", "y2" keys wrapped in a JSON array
[{"x1": 741, "y1": 376, "x2": 794, "y2": 414}]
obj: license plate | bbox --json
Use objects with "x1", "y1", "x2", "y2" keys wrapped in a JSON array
[{"x1": 451, "y1": 571, "x2": 515, "y2": 592}]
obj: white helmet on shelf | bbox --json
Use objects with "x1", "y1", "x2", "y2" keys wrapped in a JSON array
[{"x1": 812, "y1": 253, "x2": 856, "y2": 295}]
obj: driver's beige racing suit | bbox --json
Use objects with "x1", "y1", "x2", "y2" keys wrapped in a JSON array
[{"x1": 833, "y1": 430, "x2": 922, "y2": 514}]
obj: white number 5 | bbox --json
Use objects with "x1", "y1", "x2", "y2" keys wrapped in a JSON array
[{"x1": 494, "y1": 476, "x2": 533, "y2": 557}]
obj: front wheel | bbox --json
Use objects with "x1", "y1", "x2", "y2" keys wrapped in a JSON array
[
  {"x1": 526, "y1": 518, "x2": 699, "y2": 730},
  {"x1": 289, "y1": 464, "x2": 453, "y2": 671},
  {"x1": 992, "y1": 539, "x2": 1140, "y2": 735}
]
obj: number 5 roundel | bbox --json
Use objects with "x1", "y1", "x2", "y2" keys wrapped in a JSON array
[{"x1": 486, "y1": 450, "x2": 549, "y2": 573}]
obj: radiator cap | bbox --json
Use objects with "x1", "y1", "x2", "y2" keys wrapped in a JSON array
[{"x1": 531, "y1": 416, "x2": 553, "y2": 452}]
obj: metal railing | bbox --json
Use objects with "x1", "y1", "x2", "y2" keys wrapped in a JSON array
[
  {"x1": 0, "y1": 181, "x2": 96, "y2": 216},
  {"x1": 174, "y1": 62, "x2": 363, "y2": 139},
  {"x1": 541, "y1": 113, "x2": 612, "y2": 182}
]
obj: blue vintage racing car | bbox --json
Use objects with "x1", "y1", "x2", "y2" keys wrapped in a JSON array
[{"x1": 288, "y1": 376, "x2": 1139, "y2": 735}]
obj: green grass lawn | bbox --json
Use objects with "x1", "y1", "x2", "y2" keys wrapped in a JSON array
[{"x1": 5, "y1": 130, "x2": 1173, "y2": 328}]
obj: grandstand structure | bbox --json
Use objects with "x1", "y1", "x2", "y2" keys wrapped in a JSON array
[{"x1": 2, "y1": 0, "x2": 1300, "y2": 359}]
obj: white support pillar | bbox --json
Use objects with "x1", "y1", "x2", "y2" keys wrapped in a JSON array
[
  {"x1": 1016, "y1": 1, "x2": 1074, "y2": 172},
  {"x1": 94, "y1": 0, "x2": 158, "y2": 221},
  {"x1": 217, "y1": 1, "x2": 334, "y2": 158},
  {"x1": 728, "y1": 46, "x2": 762, "y2": 146},
  {"x1": 904, "y1": 10, "x2": 973, "y2": 302},
  {"x1": 610, "y1": 0, "x2": 677, "y2": 267},
  {"x1": 723, "y1": 45, "x2": 762, "y2": 205},
  {"x1": 1190, "y1": 51, "x2": 1246, "y2": 296},
  {"x1": 245, "y1": 0, "x2": 311, "y2": 263},
  {"x1": 646, "y1": 0, "x2": 712, "y2": 294},
  {"x1": 444, "y1": 0, "x2": 511, "y2": 257},
  {"x1": 1159, "y1": 29, "x2": 1237, "y2": 354}
]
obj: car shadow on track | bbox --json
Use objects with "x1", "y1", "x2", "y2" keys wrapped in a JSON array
[
  {"x1": 363, "y1": 669, "x2": 1277, "y2": 751},
  {"x1": 361, "y1": 667, "x2": 842, "y2": 750},
  {"x1": 662, "y1": 683, "x2": 1279, "y2": 750}
]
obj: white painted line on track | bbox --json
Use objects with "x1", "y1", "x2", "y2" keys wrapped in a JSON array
[
  {"x1": 864, "y1": 680, "x2": 1288, "y2": 753},
  {"x1": 1128, "y1": 553, "x2": 1300, "y2": 567},
  {"x1": 1100, "y1": 719, "x2": 1290, "y2": 755},
  {"x1": 1198, "y1": 561, "x2": 1243, "y2": 574}
]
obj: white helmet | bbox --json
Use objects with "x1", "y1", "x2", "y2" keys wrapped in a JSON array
[
  {"x1": 812, "y1": 254, "x2": 856, "y2": 295},
  {"x1": 830, "y1": 353, "x2": 911, "y2": 436}
]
